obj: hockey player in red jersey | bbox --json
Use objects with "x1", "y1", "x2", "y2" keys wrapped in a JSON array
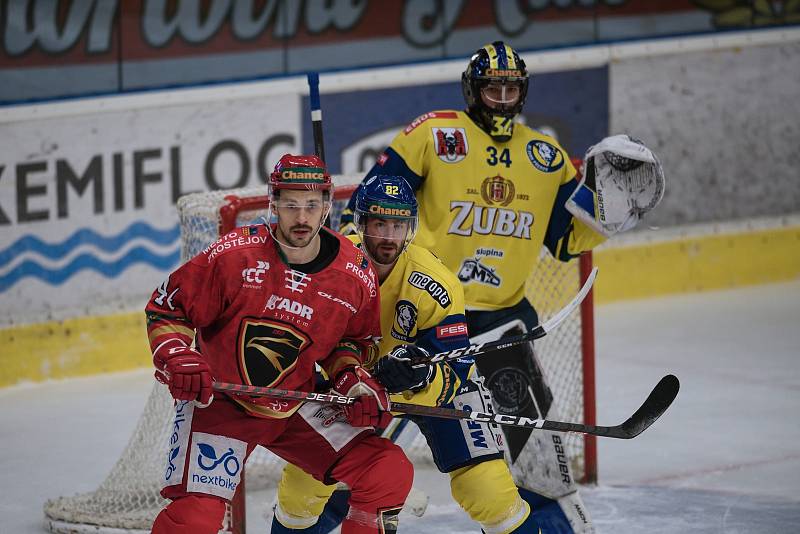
[{"x1": 146, "y1": 154, "x2": 412, "y2": 534}]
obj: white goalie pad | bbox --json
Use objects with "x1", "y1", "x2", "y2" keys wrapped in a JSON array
[{"x1": 566, "y1": 134, "x2": 665, "y2": 237}]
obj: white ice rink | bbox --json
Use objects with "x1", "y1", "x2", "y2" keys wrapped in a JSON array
[{"x1": 2, "y1": 280, "x2": 799, "y2": 533}]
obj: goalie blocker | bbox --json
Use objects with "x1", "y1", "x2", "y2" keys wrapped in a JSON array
[{"x1": 566, "y1": 135, "x2": 665, "y2": 237}]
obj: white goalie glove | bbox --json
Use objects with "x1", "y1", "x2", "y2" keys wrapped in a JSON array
[{"x1": 566, "y1": 134, "x2": 665, "y2": 237}]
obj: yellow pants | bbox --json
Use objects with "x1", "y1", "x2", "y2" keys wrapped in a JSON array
[{"x1": 275, "y1": 458, "x2": 530, "y2": 533}]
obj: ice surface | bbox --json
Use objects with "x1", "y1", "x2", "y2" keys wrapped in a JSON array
[{"x1": 2, "y1": 281, "x2": 798, "y2": 533}]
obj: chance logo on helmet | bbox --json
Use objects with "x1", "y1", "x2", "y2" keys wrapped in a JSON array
[
  {"x1": 270, "y1": 154, "x2": 332, "y2": 191},
  {"x1": 462, "y1": 41, "x2": 529, "y2": 142},
  {"x1": 354, "y1": 175, "x2": 419, "y2": 266}
]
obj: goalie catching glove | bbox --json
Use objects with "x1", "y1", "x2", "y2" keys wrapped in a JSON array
[
  {"x1": 374, "y1": 344, "x2": 436, "y2": 394},
  {"x1": 566, "y1": 134, "x2": 665, "y2": 236},
  {"x1": 153, "y1": 339, "x2": 214, "y2": 406},
  {"x1": 333, "y1": 366, "x2": 393, "y2": 427}
]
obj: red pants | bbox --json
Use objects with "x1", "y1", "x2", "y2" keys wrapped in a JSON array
[{"x1": 153, "y1": 397, "x2": 412, "y2": 533}]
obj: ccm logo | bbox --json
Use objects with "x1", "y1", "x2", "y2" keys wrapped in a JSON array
[{"x1": 436, "y1": 323, "x2": 468, "y2": 339}]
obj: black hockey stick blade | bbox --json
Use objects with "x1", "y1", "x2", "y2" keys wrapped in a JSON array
[
  {"x1": 553, "y1": 373, "x2": 679, "y2": 439},
  {"x1": 615, "y1": 373, "x2": 680, "y2": 438}
]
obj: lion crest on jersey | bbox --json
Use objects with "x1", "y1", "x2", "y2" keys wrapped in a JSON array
[
  {"x1": 432, "y1": 127, "x2": 468, "y2": 163},
  {"x1": 526, "y1": 140, "x2": 565, "y2": 172},
  {"x1": 391, "y1": 300, "x2": 418, "y2": 342}
]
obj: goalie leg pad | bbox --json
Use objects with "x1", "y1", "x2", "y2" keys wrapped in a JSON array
[
  {"x1": 449, "y1": 459, "x2": 534, "y2": 534},
  {"x1": 152, "y1": 495, "x2": 226, "y2": 534},
  {"x1": 273, "y1": 462, "x2": 337, "y2": 530},
  {"x1": 467, "y1": 305, "x2": 581, "y2": 499},
  {"x1": 519, "y1": 488, "x2": 595, "y2": 534}
]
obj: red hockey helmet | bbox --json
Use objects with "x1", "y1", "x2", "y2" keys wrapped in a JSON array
[{"x1": 269, "y1": 154, "x2": 332, "y2": 193}]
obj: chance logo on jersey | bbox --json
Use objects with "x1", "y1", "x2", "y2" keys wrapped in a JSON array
[
  {"x1": 432, "y1": 127, "x2": 468, "y2": 163},
  {"x1": 526, "y1": 140, "x2": 565, "y2": 172},
  {"x1": 391, "y1": 300, "x2": 418, "y2": 342},
  {"x1": 238, "y1": 319, "x2": 310, "y2": 386}
]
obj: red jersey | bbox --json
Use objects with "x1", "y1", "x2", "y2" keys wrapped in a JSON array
[{"x1": 145, "y1": 225, "x2": 381, "y2": 419}]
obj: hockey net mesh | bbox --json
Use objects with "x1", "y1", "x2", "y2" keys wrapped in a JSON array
[{"x1": 44, "y1": 175, "x2": 591, "y2": 532}]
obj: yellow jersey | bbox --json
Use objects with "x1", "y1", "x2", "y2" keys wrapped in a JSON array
[
  {"x1": 358, "y1": 110, "x2": 605, "y2": 310},
  {"x1": 350, "y1": 238, "x2": 471, "y2": 407}
]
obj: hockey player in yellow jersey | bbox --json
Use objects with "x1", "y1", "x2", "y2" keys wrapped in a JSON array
[
  {"x1": 271, "y1": 175, "x2": 543, "y2": 533},
  {"x1": 340, "y1": 42, "x2": 665, "y2": 533}
]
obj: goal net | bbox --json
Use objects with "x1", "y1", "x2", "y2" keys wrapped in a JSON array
[{"x1": 44, "y1": 174, "x2": 596, "y2": 533}]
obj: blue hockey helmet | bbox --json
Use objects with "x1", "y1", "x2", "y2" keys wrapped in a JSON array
[
  {"x1": 354, "y1": 175, "x2": 418, "y2": 265},
  {"x1": 462, "y1": 41, "x2": 529, "y2": 142}
]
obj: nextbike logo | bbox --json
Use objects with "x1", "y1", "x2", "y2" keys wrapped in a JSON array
[
  {"x1": 188, "y1": 434, "x2": 246, "y2": 500},
  {"x1": 265, "y1": 294, "x2": 313, "y2": 320},
  {"x1": 197, "y1": 443, "x2": 241, "y2": 476},
  {"x1": 242, "y1": 260, "x2": 270, "y2": 287},
  {"x1": 165, "y1": 401, "x2": 192, "y2": 484}
]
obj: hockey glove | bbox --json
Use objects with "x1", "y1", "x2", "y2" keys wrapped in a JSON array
[
  {"x1": 333, "y1": 366, "x2": 392, "y2": 428},
  {"x1": 374, "y1": 345, "x2": 436, "y2": 394},
  {"x1": 154, "y1": 340, "x2": 214, "y2": 406},
  {"x1": 566, "y1": 134, "x2": 665, "y2": 236}
]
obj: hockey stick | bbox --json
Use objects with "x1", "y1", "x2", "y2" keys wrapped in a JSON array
[
  {"x1": 415, "y1": 266, "x2": 598, "y2": 367},
  {"x1": 307, "y1": 73, "x2": 325, "y2": 162},
  {"x1": 212, "y1": 374, "x2": 678, "y2": 439}
]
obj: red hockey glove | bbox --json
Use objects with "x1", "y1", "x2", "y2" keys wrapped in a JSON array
[
  {"x1": 154, "y1": 340, "x2": 214, "y2": 405},
  {"x1": 374, "y1": 344, "x2": 436, "y2": 393},
  {"x1": 334, "y1": 366, "x2": 392, "y2": 428}
]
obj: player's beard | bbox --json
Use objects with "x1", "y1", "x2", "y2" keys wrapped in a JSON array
[
  {"x1": 278, "y1": 222, "x2": 316, "y2": 248},
  {"x1": 366, "y1": 238, "x2": 401, "y2": 265}
]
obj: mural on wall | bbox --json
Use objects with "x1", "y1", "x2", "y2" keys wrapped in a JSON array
[
  {"x1": 692, "y1": 0, "x2": 800, "y2": 27},
  {"x1": 4, "y1": 0, "x2": 793, "y2": 103}
]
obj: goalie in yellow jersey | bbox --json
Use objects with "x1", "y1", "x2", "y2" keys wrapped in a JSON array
[
  {"x1": 339, "y1": 42, "x2": 665, "y2": 533},
  {"x1": 271, "y1": 175, "x2": 543, "y2": 533}
]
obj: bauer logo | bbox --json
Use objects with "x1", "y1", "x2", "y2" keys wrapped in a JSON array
[
  {"x1": 187, "y1": 433, "x2": 246, "y2": 500},
  {"x1": 526, "y1": 140, "x2": 564, "y2": 173}
]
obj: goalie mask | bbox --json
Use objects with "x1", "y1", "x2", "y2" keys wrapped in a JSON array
[
  {"x1": 462, "y1": 41, "x2": 529, "y2": 142},
  {"x1": 354, "y1": 175, "x2": 418, "y2": 266},
  {"x1": 566, "y1": 135, "x2": 665, "y2": 237},
  {"x1": 267, "y1": 154, "x2": 333, "y2": 249}
]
